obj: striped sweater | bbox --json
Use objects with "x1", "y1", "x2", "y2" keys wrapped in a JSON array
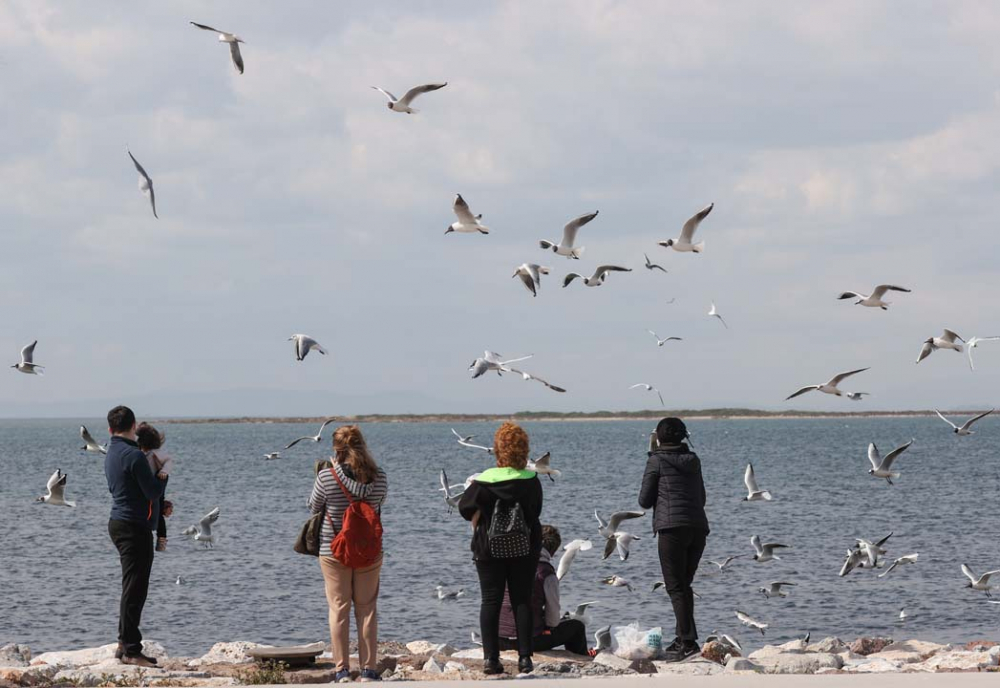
[{"x1": 308, "y1": 461, "x2": 388, "y2": 551}]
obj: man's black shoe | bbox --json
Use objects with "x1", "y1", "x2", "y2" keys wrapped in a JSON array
[
  {"x1": 518, "y1": 656, "x2": 533, "y2": 674},
  {"x1": 661, "y1": 642, "x2": 700, "y2": 663},
  {"x1": 114, "y1": 644, "x2": 124, "y2": 661},
  {"x1": 122, "y1": 653, "x2": 157, "y2": 668},
  {"x1": 663, "y1": 637, "x2": 682, "y2": 653},
  {"x1": 483, "y1": 658, "x2": 504, "y2": 675}
]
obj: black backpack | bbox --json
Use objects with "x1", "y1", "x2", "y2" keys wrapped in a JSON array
[{"x1": 487, "y1": 500, "x2": 530, "y2": 558}]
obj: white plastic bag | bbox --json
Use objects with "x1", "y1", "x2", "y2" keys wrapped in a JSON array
[{"x1": 611, "y1": 623, "x2": 663, "y2": 660}]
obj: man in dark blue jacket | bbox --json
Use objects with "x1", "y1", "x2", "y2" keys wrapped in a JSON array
[{"x1": 104, "y1": 405, "x2": 166, "y2": 667}]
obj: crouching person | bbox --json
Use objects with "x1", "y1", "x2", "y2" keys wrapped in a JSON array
[{"x1": 498, "y1": 525, "x2": 589, "y2": 656}]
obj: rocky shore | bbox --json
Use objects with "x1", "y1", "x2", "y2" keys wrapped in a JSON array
[{"x1": 2, "y1": 636, "x2": 1000, "y2": 686}]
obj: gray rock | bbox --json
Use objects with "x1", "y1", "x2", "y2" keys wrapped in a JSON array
[
  {"x1": 849, "y1": 636, "x2": 893, "y2": 656},
  {"x1": 0, "y1": 645, "x2": 30, "y2": 668},
  {"x1": 629, "y1": 658, "x2": 657, "y2": 674},
  {"x1": 591, "y1": 652, "x2": 633, "y2": 672},
  {"x1": 450, "y1": 648, "x2": 484, "y2": 660},
  {"x1": 406, "y1": 641, "x2": 456, "y2": 656},
  {"x1": 840, "y1": 657, "x2": 901, "y2": 674},
  {"x1": 652, "y1": 659, "x2": 725, "y2": 675},
  {"x1": 443, "y1": 661, "x2": 467, "y2": 673},
  {"x1": 188, "y1": 641, "x2": 260, "y2": 667},
  {"x1": 751, "y1": 652, "x2": 843, "y2": 675},
  {"x1": 725, "y1": 657, "x2": 763, "y2": 673},
  {"x1": 535, "y1": 662, "x2": 575, "y2": 674},
  {"x1": 807, "y1": 637, "x2": 846, "y2": 654},
  {"x1": 421, "y1": 657, "x2": 444, "y2": 674},
  {"x1": 869, "y1": 639, "x2": 949, "y2": 664},
  {"x1": 33, "y1": 642, "x2": 167, "y2": 669},
  {"x1": 908, "y1": 646, "x2": 1000, "y2": 672}
]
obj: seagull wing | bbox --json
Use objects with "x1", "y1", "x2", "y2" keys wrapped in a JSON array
[
  {"x1": 562, "y1": 273, "x2": 583, "y2": 287},
  {"x1": 439, "y1": 470, "x2": 453, "y2": 498},
  {"x1": 656, "y1": 389, "x2": 664, "y2": 406},
  {"x1": 871, "y1": 284, "x2": 910, "y2": 298},
  {"x1": 680, "y1": 203, "x2": 713, "y2": 242},
  {"x1": 882, "y1": 439, "x2": 914, "y2": 469},
  {"x1": 283, "y1": 436, "x2": 315, "y2": 449},
  {"x1": 593, "y1": 265, "x2": 631, "y2": 281},
  {"x1": 607, "y1": 510, "x2": 645, "y2": 532},
  {"x1": 371, "y1": 86, "x2": 398, "y2": 103},
  {"x1": 147, "y1": 178, "x2": 157, "y2": 218},
  {"x1": 837, "y1": 291, "x2": 863, "y2": 300},
  {"x1": 602, "y1": 536, "x2": 618, "y2": 561},
  {"x1": 750, "y1": 534, "x2": 763, "y2": 555},
  {"x1": 557, "y1": 548, "x2": 578, "y2": 580},
  {"x1": 190, "y1": 22, "x2": 222, "y2": 33},
  {"x1": 200, "y1": 507, "x2": 221, "y2": 528},
  {"x1": 979, "y1": 570, "x2": 1000, "y2": 585},
  {"x1": 399, "y1": 82, "x2": 448, "y2": 106},
  {"x1": 744, "y1": 463, "x2": 760, "y2": 493},
  {"x1": 962, "y1": 563, "x2": 978, "y2": 584},
  {"x1": 532, "y1": 452, "x2": 551, "y2": 469},
  {"x1": 46, "y1": 469, "x2": 63, "y2": 491},
  {"x1": 127, "y1": 149, "x2": 151, "y2": 182},
  {"x1": 942, "y1": 329, "x2": 964, "y2": 343},
  {"x1": 229, "y1": 41, "x2": 244, "y2": 74},
  {"x1": 630, "y1": 383, "x2": 651, "y2": 390},
  {"x1": 317, "y1": 417, "x2": 338, "y2": 437},
  {"x1": 878, "y1": 561, "x2": 900, "y2": 579},
  {"x1": 962, "y1": 408, "x2": 995, "y2": 431},
  {"x1": 510, "y1": 369, "x2": 566, "y2": 393},
  {"x1": 785, "y1": 385, "x2": 818, "y2": 400},
  {"x1": 867, "y1": 443, "x2": 882, "y2": 470},
  {"x1": 934, "y1": 410, "x2": 959, "y2": 430},
  {"x1": 516, "y1": 270, "x2": 538, "y2": 296},
  {"x1": 20, "y1": 340, "x2": 37, "y2": 364},
  {"x1": 561, "y1": 211, "x2": 598, "y2": 247},
  {"x1": 916, "y1": 341, "x2": 934, "y2": 363},
  {"x1": 828, "y1": 368, "x2": 870, "y2": 386},
  {"x1": 453, "y1": 194, "x2": 477, "y2": 224}
]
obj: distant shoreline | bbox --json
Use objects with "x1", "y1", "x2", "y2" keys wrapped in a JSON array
[{"x1": 150, "y1": 409, "x2": 992, "y2": 424}]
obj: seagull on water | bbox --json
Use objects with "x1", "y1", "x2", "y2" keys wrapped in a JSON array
[
  {"x1": 785, "y1": 368, "x2": 869, "y2": 401},
  {"x1": 898, "y1": 608, "x2": 907, "y2": 621},
  {"x1": 708, "y1": 302, "x2": 728, "y2": 329},
  {"x1": 80, "y1": 426, "x2": 106, "y2": 454},
  {"x1": 562, "y1": 601, "x2": 598, "y2": 625},
  {"x1": 879, "y1": 553, "x2": 919, "y2": 579},
  {"x1": 512, "y1": 264, "x2": 550, "y2": 298},
  {"x1": 528, "y1": 452, "x2": 560, "y2": 481},
  {"x1": 450, "y1": 428, "x2": 493, "y2": 454},
  {"x1": 12, "y1": 341, "x2": 44, "y2": 375},
  {"x1": 962, "y1": 564, "x2": 1000, "y2": 597},
  {"x1": 647, "y1": 330, "x2": 682, "y2": 347},
  {"x1": 37, "y1": 469, "x2": 75, "y2": 507},
  {"x1": 643, "y1": 254, "x2": 667, "y2": 273},
  {"x1": 758, "y1": 582, "x2": 796, "y2": 599},
  {"x1": 182, "y1": 507, "x2": 220, "y2": 548},
  {"x1": 557, "y1": 539, "x2": 593, "y2": 581},
  {"x1": 127, "y1": 148, "x2": 157, "y2": 218},
  {"x1": 263, "y1": 452, "x2": 281, "y2": 460},
  {"x1": 190, "y1": 22, "x2": 246, "y2": 74},
  {"x1": 288, "y1": 334, "x2": 327, "y2": 362},
  {"x1": 916, "y1": 329, "x2": 964, "y2": 364},
  {"x1": 439, "y1": 470, "x2": 464, "y2": 514},
  {"x1": 595, "y1": 510, "x2": 645, "y2": 539},
  {"x1": 735, "y1": 610, "x2": 768, "y2": 635},
  {"x1": 867, "y1": 439, "x2": 914, "y2": 485},
  {"x1": 539, "y1": 211, "x2": 598, "y2": 259},
  {"x1": 371, "y1": 83, "x2": 448, "y2": 114},
  {"x1": 751, "y1": 535, "x2": 789, "y2": 563},
  {"x1": 602, "y1": 532, "x2": 641, "y2": 562},
  {"x1": 705, "y1": 556, "x2": 740, "y2": 572},
  {"x1": 435, "y1": 585, "x2": 464, "y2": 601},
  {"x1": 837, "y1": 284, "x2": 911, "y2": 310},
  {"x1": 629, "y1": 383, "x2": 664, "y2": 407},
  {"x1": 659, "y1": 203, "x2": 713, "y2": 253},
  {"x1": 743, "y1": 463, "x2": 773, "y2": 501},
  {"x1": 967, "y1": 336, "x2": 1000, "y2": 371},
  {"x1": 284, "y1": 418, "x2": 337, "y2": 449},
  {"x1": 563, "y1": 265, "x2": 631, "y2": 288},
  {"x1": 934, "y1": 409, "x2": 994, "y2": 436},
  {"x1": 445, "y1": 194, "x2": 488, "y2": 235},
  {"x1": 599, "y1": 575, "x2": 634, "y2": 592}
]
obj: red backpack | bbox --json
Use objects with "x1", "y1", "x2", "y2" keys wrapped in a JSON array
[{"x1": 327, "y1": 467, "x2": 383, "y2": 568}]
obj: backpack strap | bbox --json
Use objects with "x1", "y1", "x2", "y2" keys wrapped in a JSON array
[{"x1": 329, "y1": 465, "x2": 357, "y2": 503}]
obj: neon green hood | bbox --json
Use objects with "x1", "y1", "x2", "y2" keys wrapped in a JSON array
[{"x1": 475, "y1": 467, "x2": 537, "y2": 483}]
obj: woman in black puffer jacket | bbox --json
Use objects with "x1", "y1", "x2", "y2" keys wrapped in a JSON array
[{"x1": 638, "y1": 417, "x2": 709, "y2": 662}]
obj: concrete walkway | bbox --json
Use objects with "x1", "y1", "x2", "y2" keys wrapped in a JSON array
[{"x1": 249, "y1": 675, "x2": 998, "y2": 687}]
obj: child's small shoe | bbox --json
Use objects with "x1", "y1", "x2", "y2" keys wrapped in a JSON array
[{"x1": 156, "y1": 537, "x2": 167, "y2": 552}]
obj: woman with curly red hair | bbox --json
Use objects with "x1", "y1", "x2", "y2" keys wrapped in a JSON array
[{"x1": 459, "y1": 422, "x2": 543, "y2": 676}]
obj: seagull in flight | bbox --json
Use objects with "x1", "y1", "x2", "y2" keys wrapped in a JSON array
[
  {"x1": 705, "y1": 556, "x2": 740, "y2": 572},
  {"x1": 934, "y1": 409, "x2": 994, "y2": 436},
  {"x1": 80, "y1": 426, "x2": 106, "y2": 454},
  {"x1": 512, "y1": 264, "x2": 550, "y2": 298},
  {"x1": 439, "y1": 470, "x2": 464, "y2": 514},
  {"x1": 539, "y1": 211, "x2": 598, "y2": 259},
  {"x1": 878, "y1": 553, "x2": 919, "y2": 579},
  {"x1": 743, "y1": 463, "x2": 773, "y2": 501},
  {"x1": 468, "y1": 351, "x2": 532, "y2": 378},
  {"x1": 37, "y1": 469, "x2": 75, "y2": 507},
  {"x1": 563, "y1": 265, "x2": 631, "y2": 288},
  {"x1": 967, "y1": 336, "x2": 1000, "y2": 371},
  {"x1": 963, "y1": 564, "x2": 1000, "y2": 597},
  {"x1": 785, "y1": 368, "x2": 869, "y2": 401},
  {"x1": 758, "y1": 581, "x2": 796, "y2": 599},
  {"x1": 845, "y1": 392, "x2": 870, "y2": 401},
  {"x1": 916, "y1": 329, "x2": 964, "y2": 364},
  {"x1": 190, "y1": 22, "x2": 246, "y2": 74},
  {"x1": 183, "y1": 507, "x2": 221, "y2": 548},
  {"x1": 735, "y1": 610, "x2": 768, "y2": 635},
  {"x1": 867, "y1": 439, "x2": 914, "y2": 485},
  {"x1": 599, "y1": 575, "x2": 634, "y2": 592},
  {"x1": 263, "y1": 452, "x2": 281, "y2": 460},
  {"x1": 659, "y1": 203, "x2": 713, "y2": 253},
  {"x1": 647, "y1": 330, "x2": 682, "y2": 347},
  {"x1": 284, "y1": 418, "x2": 338, "y2": 449},
  {"x1": 840, "y1": 547, "x2": 868, "y2": 577},
  {"x1": 445, "y1": 194, "x2": 488, "y2": 235},
  {"x1": 602, "y1": 532, "x2": 641, "y2": 562},
  {"x1": 708, "y1": 302, "x2": 728, "y2": 329},
  {"x1": 630, "y1": 383, "x2": 664, "y2": 407},
  {"x1": 595, "y1": 509, "x2": 645, "y2": 539},
  {"x1": 557, "y1": 539, "x2": 593, "y2": 581},
  {"x1": 751, "y1": 535, "x2": 789, "y2": 563},
  {"x1": 562, "y1": 601, "x2": 598, "y2": 625},
  {"x1": 837, "y1": 284, "x2": 911, "y2": 310},
  {"x1": 12, "y1": 340, "x2": 44, "y2": 375},
  {"x1": 288, "y1": 334, "x2": 327, "y2": 362},
  {"x1": 643, "y1": 254, "x2": 667, "y2": 273},
  {"x1": 127, "y1": 148, "x2": 157, "y2": 218},
  {"x1": 450, "y1": 428, "x2": 493, "y2": 454},
  {"x1": 371, "y1": 83, "x2": 448, "y2": 114},
  {"x1": 527, "y1": 452, "x2": 560, "y2": 481}
]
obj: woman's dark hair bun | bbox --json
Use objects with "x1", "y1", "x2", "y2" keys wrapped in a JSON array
[{"x1": 656, "y1": 417, "x2": 688, "y2": 445}]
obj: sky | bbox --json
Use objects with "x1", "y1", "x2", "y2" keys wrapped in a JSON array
[{"x1": 1, "y1": 0, "x2": 999, "y2": 417}]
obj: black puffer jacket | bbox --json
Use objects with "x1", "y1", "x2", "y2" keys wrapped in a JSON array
[{"x1": 638, "y1": 443, "x2": 709, "y2": 534}]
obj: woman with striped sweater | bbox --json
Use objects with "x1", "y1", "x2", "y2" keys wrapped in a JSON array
[{"x1": 309, "y1": 425, "x2": 388, "y2": 683}]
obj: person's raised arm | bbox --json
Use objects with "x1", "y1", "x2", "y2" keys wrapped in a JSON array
[{"x1": 638, "y1": 455, "x2": 660, "y2": 510}]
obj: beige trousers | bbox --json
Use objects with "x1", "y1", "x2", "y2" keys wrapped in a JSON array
[{"x1": 319, "y1": 555, "x2": 382, "y2": 671}]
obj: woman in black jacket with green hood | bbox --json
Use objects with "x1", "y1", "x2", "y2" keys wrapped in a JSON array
[
  {"x1": 639, "y1": 417, "x2": 709, "y2": 662},
  {"x1": 459, "y1": 421, "x2": 543, "y2": 676}
]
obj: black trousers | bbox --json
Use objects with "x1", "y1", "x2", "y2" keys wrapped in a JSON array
[
  {"x1": 475, "y1": 556, "x2": 538, "y2": 660},
  {"x1": 108, "y1": 519, "x2": 155, "y2": 655},
  {"x1": 156, "y1": 477, "x2": 168, "y2": 539},
  {"x1": 657, "y1": 527, "x2": 707, "y2": 643},
  {"x1": 500, "y1": 619, "x2": 589, "y2": 656}
]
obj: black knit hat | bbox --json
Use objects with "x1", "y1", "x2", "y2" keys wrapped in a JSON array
[{"x1": 656, "y1": 417, "x2": 689, "y2": 445}]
